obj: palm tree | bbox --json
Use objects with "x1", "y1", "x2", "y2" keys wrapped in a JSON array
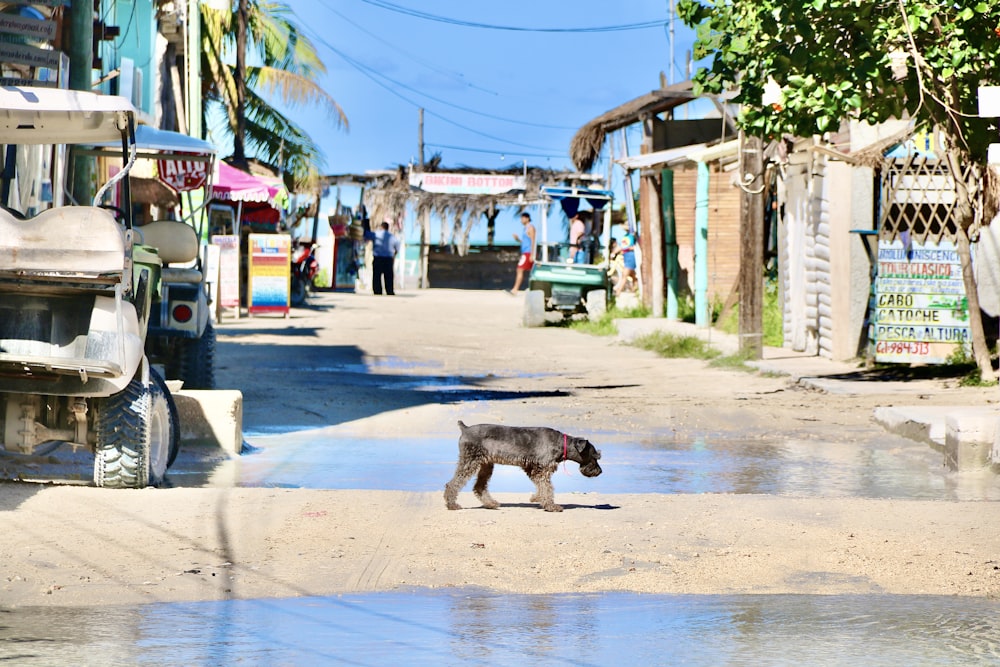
[{"x1": 199, "y1": 0, "x2": 347, "y2": 189}]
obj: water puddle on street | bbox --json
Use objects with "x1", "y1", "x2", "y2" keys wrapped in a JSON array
[
  {"x1": 171, "y1": 428, "x2": 1000, "y2": 501},
  {"x1": 2, "y1": 591, "x2": 998, "y2": 665},
  {"x1": 7, "y1": 428, "x2": 999, "y2": 662}
]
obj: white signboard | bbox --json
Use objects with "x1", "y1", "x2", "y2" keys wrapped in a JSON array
[
  {"x1": 872, "y1": 238, "x2": 970, "y2": 363},
  {"x1": 211, "y1": 234, "x2": 241, "y2": 316},
  {"x1": 408, "y1": 172, "x2": 526, "y2": 195}
]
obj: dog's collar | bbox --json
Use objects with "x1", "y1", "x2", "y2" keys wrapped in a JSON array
[{"x1": 563, "y1": 433, "x2": 568, "y2": 461}]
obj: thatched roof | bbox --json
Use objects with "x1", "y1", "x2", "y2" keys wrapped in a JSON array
[
  {"x1": 362, "y1": 165, "x2": 587, "y2": 228},
  {"x1": 131, "y1": 177, "x2": 179, "y2": 208},
  {"x1": 570, "y1": 80, "x2": 736, "y2": 172}
]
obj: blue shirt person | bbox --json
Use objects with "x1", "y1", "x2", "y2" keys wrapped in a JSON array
[{"x1": 365, "y1": 222, "x2": 401, "y2": 295}]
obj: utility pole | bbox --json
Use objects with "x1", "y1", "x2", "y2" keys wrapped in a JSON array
[
  {"x1": 738, "y1": 132, "x2": 765, "y2": 358},
  {"x1": 418, "y1": 108, "x2": 424, "y2": 168}
]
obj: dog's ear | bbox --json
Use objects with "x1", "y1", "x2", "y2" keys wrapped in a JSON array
[{"x1": 573, "y1": 438, "x2": 598, "y2": 457}]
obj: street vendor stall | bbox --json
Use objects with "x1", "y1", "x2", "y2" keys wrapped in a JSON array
[
  {"x1": 209, "y1": 161, "x2": 291, "y2": 316},
  {"x1": 209, "y1": 161, "x2": 289, "y2": 235}
]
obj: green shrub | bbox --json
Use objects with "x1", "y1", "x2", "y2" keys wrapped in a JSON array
[{"x1": 631, "y1": 331, "x2": 720, "y2": 360}]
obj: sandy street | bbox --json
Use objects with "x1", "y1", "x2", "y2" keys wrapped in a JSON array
[{"x1": 1, "y1": 288, "x2": 998, "y2": 607}]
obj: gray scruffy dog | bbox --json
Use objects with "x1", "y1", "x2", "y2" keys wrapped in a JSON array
[{"x1": 444, "y1": 421, "x2": 602, "y2": 512}]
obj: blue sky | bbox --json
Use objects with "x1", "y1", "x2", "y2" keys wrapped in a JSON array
[{"x1": 256, "y1": 0, "x2": 699, "y2": 242}]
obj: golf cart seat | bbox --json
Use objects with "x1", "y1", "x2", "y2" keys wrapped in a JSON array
[
  {"x1": 0, "y1": 205, "x2": 125, "y2": 277},
  {"x1": 137, "y1": 219, "x2": 202, "y2": 283}
]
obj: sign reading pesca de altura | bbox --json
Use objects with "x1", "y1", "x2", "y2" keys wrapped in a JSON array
[{"x1": 157, "y1": 153, "x2": 210, "y2": 192}]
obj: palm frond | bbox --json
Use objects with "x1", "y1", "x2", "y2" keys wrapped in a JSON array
[{"x1": 250, "y1": 66, "x2": 347, "y2": 128}]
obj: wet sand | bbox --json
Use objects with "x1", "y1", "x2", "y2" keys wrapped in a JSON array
[{"x1": 1, "y1": 289, "x2": 998, "y2": 607}]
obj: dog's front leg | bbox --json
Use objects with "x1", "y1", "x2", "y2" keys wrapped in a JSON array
[{"x1": 529, "y1": 468, "x2": 562, "y2": 512}]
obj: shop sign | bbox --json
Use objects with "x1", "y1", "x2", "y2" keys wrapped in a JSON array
[
  {"x1": 157, "y1": 155, "x2": 210, "y2": 192},
  {"x1": 872, "y1": 238, "x2": 970, "y2": 363},
  {"x1": 409, "y1": 172, "x2": 525, "y2": 195},
  {"x1": 247, "y1": 233, "x2": 291, "y2": 316}
]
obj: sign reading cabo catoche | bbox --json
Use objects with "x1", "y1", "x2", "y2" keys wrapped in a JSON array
[{"x1": 409, "y1": 172, "x2": 526, "y2": 195}]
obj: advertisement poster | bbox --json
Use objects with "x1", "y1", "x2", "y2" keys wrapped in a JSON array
[
  {"x1": 248, "y1": 233, "x2": 291, "y2": 316},
  {"x1": 211, "y1": 234, "x2": 241, "y2": 316},
  {"x1": 872, "y1": 238, "x2": 970, "y2": 364}
]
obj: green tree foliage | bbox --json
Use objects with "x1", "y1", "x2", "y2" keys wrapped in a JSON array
[
  {"x1": 678, "y1": 0, "x2": 1000, "y2": 158},
  {"x1": 200, "y1": 1, "x2": 347, "y2": 189},
  {"x1": 678, "y1": 0, "x2": 1000, "y2": 379}
]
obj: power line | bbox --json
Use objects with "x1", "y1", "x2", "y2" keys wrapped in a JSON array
[
  {"x1": 353, "y1": 0, "x2": 665, "y2": 33},
  {"x1": 302, "y1": 25, "x2": 570, "y2": 151},
  {"x1": 314, "y1": 3, "x2": 500, "y2": 97},
  {"x1": 310, "y1": 8, "x2": 576, "y2": 130},
  {"x1": 425, "y1": 143, "x2": 569, "y2": 160}
]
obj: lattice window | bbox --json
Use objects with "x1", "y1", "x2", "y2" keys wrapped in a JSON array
[{"x1": 876, "y1": 154, "x2": 974, "y2": 244}]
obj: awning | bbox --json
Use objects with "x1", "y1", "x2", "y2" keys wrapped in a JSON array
[
  {"x1": 212, "y1": 162, "x2": 288, "y2": 210},
  {"x1": 615, "y1": 144, "x2": 708, "y2": 171}
]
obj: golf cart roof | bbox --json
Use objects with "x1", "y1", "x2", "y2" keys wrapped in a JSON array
[
  {"x1": 82, "y1": 124, "x2": 217, "y2": 158},
  {"x1": 0, "y1": 86, "x2": 135, "y2": 145}
]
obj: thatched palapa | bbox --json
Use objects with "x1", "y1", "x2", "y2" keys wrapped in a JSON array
[{"x1": 570, "y1": 81, "x2": 702, "y2": 172}]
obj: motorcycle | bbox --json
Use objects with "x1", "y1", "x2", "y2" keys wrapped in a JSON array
[{"x1": 290, "y1": 241, "x2": 319, "y2": 306}]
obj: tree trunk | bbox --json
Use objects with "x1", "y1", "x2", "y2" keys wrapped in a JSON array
[
  {"x1": 419, "y1": 209, "x2": 430, "y2": 288},
  {"x1": 738, "y1": 133, "x2": 765, "y2": 358},
  {"x1": 232, "y1": 0, "x2": 249, "y2": 169},
  {"x1": 954, "y1": 226, "x2": 993, "y2": 381},
  {"x1": 943, "y1": 144, "x2": 993, "y2": 382}
]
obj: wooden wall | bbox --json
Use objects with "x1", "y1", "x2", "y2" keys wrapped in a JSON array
[
  {"x1": 426, "y1": 245, "x2": 519, "y2": 289},
  {"x1": 671, "y1": 164, "x2": 741, "y2": 304}
]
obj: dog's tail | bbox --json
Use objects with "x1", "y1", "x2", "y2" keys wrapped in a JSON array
[{"x1": 457, "y1": 420, "x2": 467, "y2": 431}]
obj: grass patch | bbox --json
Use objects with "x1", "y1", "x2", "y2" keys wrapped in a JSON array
[
  {"x1": 946, "y1": 345, "x2": 998, "y2": 387},
  {"x1": 715, "y1": 279, "x2": 783, "y2": 348},
  {"x1": 569, "y1": 303, "x2": 651, "y2": 336},
  {"x1": 631, "y1": 331, "x2": 720, "y2": 360},
  {"x1": 708, "y1": 349, "x2": 758, "y2": 373}
]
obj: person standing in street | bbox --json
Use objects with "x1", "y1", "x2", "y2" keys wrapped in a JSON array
[
  {"x1": 508, "y1": 212, "x2": 536, "y2": 295},
  {"x1": 568, "y1": 213, "x2": 586, "y2": 263},
  {"x1": 366, "y1": 221, "x2": 400, "y2": 295}
]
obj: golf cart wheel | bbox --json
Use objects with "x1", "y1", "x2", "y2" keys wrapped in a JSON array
[
  {"x1": 176, "y1": 322, "x2": 216, "y2": 390},
  {"x1": 151, "y1": 366, "x2": 182, "y2": 468},
  {"x1": 523, "y1": 290, "x2": 546, "y2": 328},
  {"x1": 93, "y1": 367, "x2": 177, "y2": 488},
  {"x1": 586, "y1": 290, "x2": 607, "y2": 319}
]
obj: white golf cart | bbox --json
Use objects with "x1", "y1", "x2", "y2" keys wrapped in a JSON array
[
  {"x1": 0, "y1": 86, "x2": 178, "y2": 488},
  {"x1": 80, "y1": 125, "x2": 219, "y2": 389}
]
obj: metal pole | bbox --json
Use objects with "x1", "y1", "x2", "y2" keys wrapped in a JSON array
[
  {"x1": 662, "y1": 168, "x2": 678, "y2": 319},
  {"x1": 620, "y1": 130, "x2": 637, "y2": 234},
  {"x1": 695, "y1": 160, "x2": 710, "y2": 326},
  {"x1": 187, "y1": 0, "x2": 202, "y2": 138}
]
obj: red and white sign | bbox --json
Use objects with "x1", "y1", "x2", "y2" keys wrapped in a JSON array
[
  {"x1": 157, "y1": 154, "x2": 210, "y2": 192},
  {"x1": 409, "y1": 172, "x2": 526, "y2": 195}
]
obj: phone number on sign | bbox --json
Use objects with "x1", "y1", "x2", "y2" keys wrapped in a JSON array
[{"x1": 875, "y1": 341, "x2": 929, "y2": 355}]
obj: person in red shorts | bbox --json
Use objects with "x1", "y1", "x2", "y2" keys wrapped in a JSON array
[{"x1": 508, "y1": 212, "x2": 536, "y2": 295}]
